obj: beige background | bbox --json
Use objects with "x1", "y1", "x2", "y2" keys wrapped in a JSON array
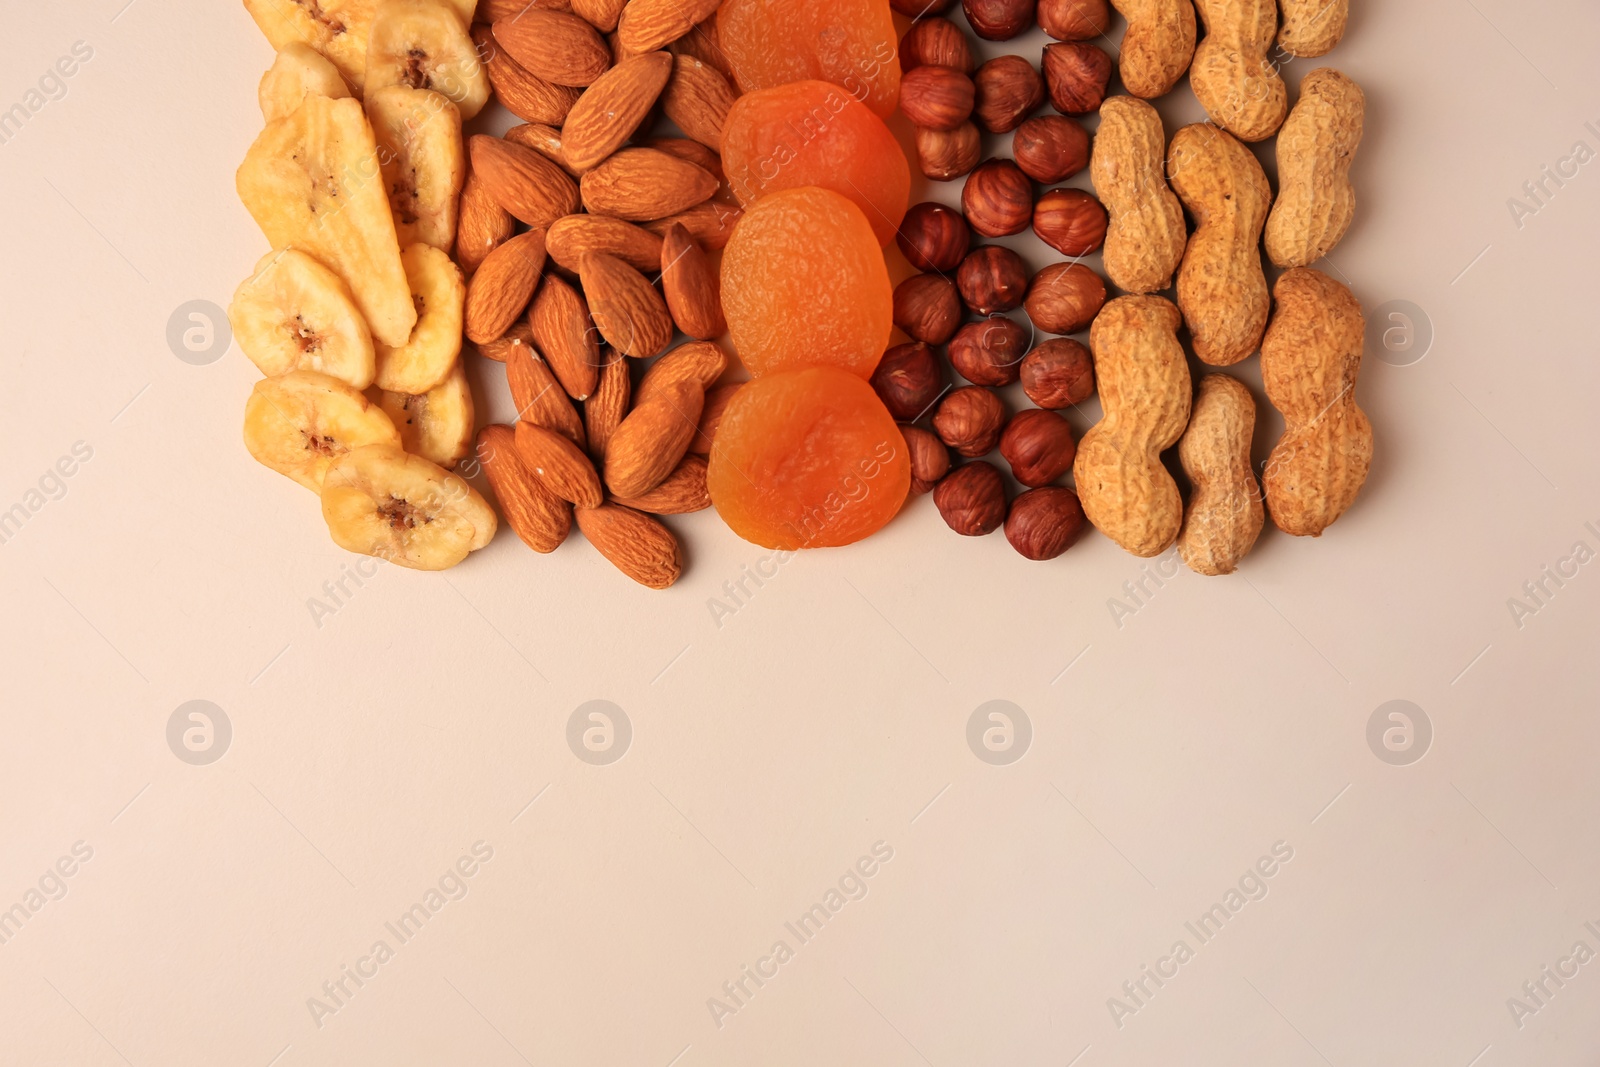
[{"x1": 3, "y1": 0, "x2": 1599, "y2": 1064}]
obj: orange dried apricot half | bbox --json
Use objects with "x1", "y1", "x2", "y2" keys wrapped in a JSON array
[
  {"x1": 717, "y1": 0, "x2": 901, "y2": 120},
  {"x1": 707, "y1": 366, "x2": 911, "y2": 548}
]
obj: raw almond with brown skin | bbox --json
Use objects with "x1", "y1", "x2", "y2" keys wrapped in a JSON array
[
  {"x1": 477, "y1": 424, "x2": 571, "y2": 553},
  {"x1": 637, "y1": 340, "x2": 729, "y2": 403},
  {"x1": 504, "y1": 123, "x2": 580, "y2": 176},
  {"x1": 689, "y1": 382, "x2": 740, "y2": 454},
  {"x1": 578, "y1": 252, "x2": 674, "y2": 358},
  {"x1": 469, "y1": 136, "x2": 580, "y2": 228},
  {"x1": 642, "y1": 137, "x2": 726, "y2": 183},
  {"x1": 529, "y1": 274, "x2": 600, "y2": 399},
  {"x1": 643, "y1": 200, "x2": 742, "y2": 250},
  {"x1": 585, "y1": 346, "x2": 630, "y2": 463},
  {"x1": 614, "y1": 453, "x2": 711, "y2": 513},
  {"x1": 572, "y1": 0, "x2": 629, "y2": 32},
  {"x1": 455, "y1": 169, "x2": 515, "y2": 276},
  {"x1": 660, "y1": 223, "x2": 725, "y2": 340},
  {"x1": 464, "y1": 230, "x2": 547, "y2": 344},
  {"x1": 480, "y1": 0, "x2": 572, "y2": 19},
  {"x1": 546, "y1": 214, "x2": 665, "y2": 272},
  {"x1": 506, "y1": 341, "x2": 588, "y2": 448},
  {"x1": 492, "y1": 12, "x2": 613, "y2": 87},
  {"x1": 605, "y1": 378, "x2": 704, "y2": 497},
  {"x1": 561, "y1": 52, "x2": 675, "y2": 173},
  {"x1": 662, "y1": 55, "x2": 735, "y2": 151},
  {"x1": 476, "y1": 320, "x2": 534, "y2": 363},
  {"x1": 668, "y1": 17, "x2": 734, "y2": 79},
  {"x1": 617, "y1": 0, "x2": 721, "y2": 54},
  {"x1": 581, "y1": 147, "x2": 719, "y2": 221},
  {"x1": 514, "y1": 421, "x2": 605, "y2": 507},
  {"x1": 473, "y1": 25, "x2": 581, "y2": 125},
  {"x1": 574, "y1": 503, "x2": 684, "y2": 588}
]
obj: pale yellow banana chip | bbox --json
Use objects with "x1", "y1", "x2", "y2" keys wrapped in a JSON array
[
  {"x1": 365, "y1": 0, "x2": 490, "y2": 121},
  {"x1": 320, "y1": 443, "x2": 496, "y2": 569},
  {"x1": 259, "y1": 42, "x2": 352, "y2": 123},
  {"x1": 366, "y1": 85, "x2": 464, "y2": 251},
  {"x1": 377, "y1": 358, "x2": 475, "y2": 468},
  {"x1": 373, "y1": 243, "x2": 464, "y2": 394},
  {"x1": 243, "y1": 370, "x2": 400, "y2": 491},
  {"x1": 229, "y1": 248, "x2": 376, "y2": 387},
  {"x1": 243, "y1": 0, "x2": 378, "y2": 93}
]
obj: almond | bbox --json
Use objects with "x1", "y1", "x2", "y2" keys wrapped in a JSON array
[
  {"x1": 505, "y1": 339, "x2": 587, "y2": 448},
  {"x1": 574, "y1": 502, "x2": 683, "y2": 589},
  {"x1": 613, "y1": 453, "x2": 711, "y2": 513},
  {"x1": 659, "y1": 224, "x2": 724, "y2": 340},
  {"x1": 577, "y1": 251, "x2": 673, "y2": 358},
  {"x1": 616, "y1": 0, "x2": 721, "y2": 54},
  {"x1": 468, "y1": 135, "x2": 581, "y2": 228},
  {"x1": 571, "y1": 0, "x2": 629, "y2": 31},
  {"x1": 636, "y1": 339, "x2": 728, "y2": 403},
  {"x1": 561, "y1": 51, "x2": 674, "y2": 172},
  {"x1": 464, "y1": 229, "x2": 547, "y2": 344},
  {"x1": 668, "y1": 17, "x2": 734, "y2": 79},
  {"x1": 477, "y1": 424, "x2": 571, "y2": 553},
  {"x1": 641, "y1": 136, "x2": 726, "y2": 185},
  {"x1": 662, "y1": 55, "x2": 735, "y2": 151},
  {"x1": 546, "y1": 213, "x2": 664, "y2": 272},
  {"x1": 604, "y1": 377, "x2": 704, "y2": 498},
  {"x1": 472, "y1": 24, "x2": 581, "y2": 125},
  {"x1": 504, "y1": 123, "x2": 580, "y2": 176},
  {"x1": 585, "y1": 346, "x2": 631, "y2": 464},
  {"x1": 492, "y1": 11, "x2": 613, "y2": 87},
  {"x1": 480, "y1": 0, "x2": 572, "y2": 20},
  {"x1": 529, "y1": 274, "x2": 600, "y2": 399},
  {"x1": 689, "y1": 382, "x2": 741, "y2": 454},
  {"x1": 580, "y1": 147, "x2": 718, "y2": 221},
  {"x1": 475, "y1": 320, "x2": 534, "y2": 363},
  {"x1": 514, "y1": 421, "x2": 605, "y2": 507},
  {"x1": 642, "y1": 199, "x2": 742, "y2": 250},
  {"x1": 455, "y1": 168, "x2": 515, "y2": 275}
]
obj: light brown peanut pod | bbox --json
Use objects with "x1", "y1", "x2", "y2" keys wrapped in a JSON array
[
  {"x1": 1277, "y1": 0, "x2": 1348, "y2": 57},
  {"x1": 1177, "y1": 375, "x2": 1264, "y2": 575},
  {"x1": 1189, "y1": 0, "x2": 1287, "y2": 141},
  {"x1": 1264, "y1": 68, "x2": 1364, "y2": 268},
  {"x1": 1109, "y1": 0, "x2": 1197, "y2": 98},
  {"x1": 1260, "y1": 268, "x2": 1372, "y2": 536},
  {"x1": 1072, "y1": 296, "x2": 1192, "y2": 556},
  {"x1": 1090, "y1": 96, "x2": 1187, "y2": 294},
  {"x1": 1168, "y1": 123, "x2": 1272, "y2": 365}
]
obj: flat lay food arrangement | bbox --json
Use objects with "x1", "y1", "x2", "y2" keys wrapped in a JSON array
[{"x1": 232, "y1": 0, "x2": 1367, "y2": 587}]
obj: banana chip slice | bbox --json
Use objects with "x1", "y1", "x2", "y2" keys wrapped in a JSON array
[
  {"x1": 244, "y1": 370, "x2": 401, "y2": 491},
  {"x1": 243, "y1": 0, "x2": 379, "y2": 93},
  {"x1": 365, "y1": 0, "x2": 490, "y2": 121},
  {"x1": 374, "y1": 243, "x2": 465, "y2": 394},
  {"x1": 229, "y1": 249, "x2": 376, "y2": 388},
  {"x1": 320, "y1": 443, "x2": 497, "y2": 569},
  {"x1": 259, "y1": 42, "x2": 352, "y2": 123},
  {"x1": 377, "y1": 359, "x2": 475, "y2": 468},
  {"x1": 366, "y1": 85, "x2": 464, "y2": 251}
]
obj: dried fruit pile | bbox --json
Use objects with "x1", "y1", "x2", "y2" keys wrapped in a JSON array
[{"x1": 229, "y1": 0, "x2": 1368, "y2": 585}]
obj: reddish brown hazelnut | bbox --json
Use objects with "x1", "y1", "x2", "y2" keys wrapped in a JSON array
[
  {"x1": 1037, "y1": 0, "x2": 1111, "y2": 40},
  {"x1": 1020, "y1": 338, "x2": 1095, "y2": 408},
  {"x1": 962, "y1": 0, "x2": 1037, "y2": 40},
  {"x1": 1013, "y1": 115, "x2": 1091, "y2": 183},
  {"x1": 932, "y1": 385, "x2": 1006, "y2": 456},
  {"x1": 961, "y1": 158, "x2": 1033, "y2": 237},
  {"x1": 893, "y1": 274, "x2": 963, "y2": 345},
  {"x1": 1042, "y1": 42, "x2": 1111, "y2": 114},
  {"x1": 999, "y1": 407, "x2": 1077, "y2": 486},
  {"x1": 957, "y1": 246, "x2": 1029, "y2": 316},
  {"x1": 900, "y1": 65, "x2": 976, "y2": 130},
  {"x1": 900, "y1": 425, "x2": 952, "y2": 494},
  {"x1": 934, "y1": 461, "x2": 1008, "y2": 535},
  {"x1": 1023, "y1": 262, "x2": 1106, "y2": 335},
  {"x1": 891, "y1": 0, "x2": 957, "y2": 15},
  {"x1": 900, "y1": 17, "x2": 975, "y2": 73},
  {"x1": 949, "y1": 317, "x2": 1029, "y2": 386},
  {"x1": 1004, "y1": 486, "x2": 1086, "y2": 559},
  {"x1": 1032, "y1": 188, "x2": 1108, "y2": 256},
  {"x1": 916, "y1": 122, "x2": 982, "y2": 181},
  {"x1": 896, "y1": 202, "x2": 971, "y2": 272},
  {"x1": 973, "y1": 55, "x2": 1045, "y2": 134},
  {"x1": 870, "y1": 341, "x2": 946, "y2": 421}
]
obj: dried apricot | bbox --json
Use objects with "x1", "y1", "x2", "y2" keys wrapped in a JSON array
[
  {"x1": 707, "y1": 366, "x2": 911, "y2": 548},
  {"x1": 717, "y1": 0, "x2": 901, "y2": 120},
  {"x1": 721, "y1": 186, "x2": 893, "y2": 378},
  {"x1": 721, "y1": 81, "x2": 910, "y2": 247}
]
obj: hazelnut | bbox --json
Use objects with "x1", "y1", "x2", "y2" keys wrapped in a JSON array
[
  {"x1": 957, "y1": 246, "x2": 1029, "y2": 315},
  {"x1": 962, "y1": 0, "x2": 1037, "y2": 41},
  {"x1": 893, "y1": 274, "x2": 963, "y2": 345},
  {"x1": 999, "y1": 407, "x2": 1077, "y2": 486},
  {"x1": 899, "y1": 18, "x2": 974, "y2": 74},
  {"x1": 897, "y1": 202, "x2": 972, "y2": 273},
  {"x1": 1013, "y1": 115, "x2": 1091, "y2": 183},
  {"x1": 900, "y1": 66, "x2": 976, "y2": 131},
  {"x1": 933, "y1": 385, "x2": 1006, "y2": 456},
  {"x1": 870, "y1": 341, "x2": 946, "y2": 421},
  {"x1": 973, "y1": 55, "x2": 1045, "y2": 134},
  {"x1": 949, "y1": 317, "x2": 1029, "y2": 387},
  {"x1": 900, "y1": 425, "x2": 952, "y2": 494},
  {"x1": 916, "y1": 122, "x2": 982, "y2": 181},
  {"x1": 1042, "y1": 42, "x2": 1111, "y2": 115},
  {"x1": 1037, "y1": 0, "x2": 1111, "y2": 41},
  {"x1": 1032, "y1": 187, "x2": 1108, "y2": 257},
  {"x1": 1020, "y1": 338, "x2": 1095, "y2": 408},
  {"x1": 1024, "y1": 262, "x2": 1106, "y2": 335},
  {"x1": 934, "y1": 461, "x2": 1008, "y2": 535},
  {"x1": 891, "y1": 0, "x2": 956, "y2": 15},
  {"x1": 1005, "y1": 486, "x2": 1086, "y2": 559},
  {"x1": 961, "y1": 158, "x2": 1034, "y2": 237}
]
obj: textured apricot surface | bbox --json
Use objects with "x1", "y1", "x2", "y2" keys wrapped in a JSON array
[
  {"x1": 717, "y1": 0, "x2": 901, "y2": 120},
  {"x1": 708, "y1": 366, "x2": 911, "y2": 549},
  {"x1": 721, "y1": 81, "x2": 910, "y2": 247},
  {"x1": 722, "y1": 186, "x2": 893, "y2": 378}
]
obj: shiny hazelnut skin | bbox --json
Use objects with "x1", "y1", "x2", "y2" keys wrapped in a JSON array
[
  {"x1": 999, "y1": 407, "x2": 1077, "y2": 486},
  {"x1": 934, "y1": 460, "x2": 1008, "y2": 534},
  {"x1": 893, "y1": 274, "x2": 963, "y2": 345},
  {"x1": 961, "y1": 158, "x2": 1034, "y2": 237},
  {"x1": 916, "y1": 122, "x2": 982, "y2": 181},
  {"x1": 973, "y1": 55, "x2": 1045, "y2": 134},
  {"x1": 901, "y1": 65, "x2": 976, "y2": 130},
  {"x1": 957, "y1": 246, "x2": 1029, "y2": 316},
  {"x1": 1023, "y1": 262, "x2": 1106, "y2": 335},
  {"x1": 1042, "y1": 42, "x2": 1111, "y2": 114},
  {"x1": 949, "y1": 317, "x2": 1030, "y2": 386},
  {"x1": 962, "y1": 0, "x2": 1037, "y2": 41},
  {"x1": 1013, "y1": 115, "x2": 1091, "y2": 183},
  {"x1": 933, "y1": 385, "x2": 1006, "y2": 456},
  {"x1": 1020, "y1": 338, "x2": 1095, "y2": 408},
  {"x1": 891, "y1": 0, "x2": 957, "y2": 15},
  {"x1": 896, "y1": 202, "x2": 972, "y2": 272},
  {"x1": 900, "y1": 17, "x2": 975, "y2": 73},
  {"x1": 870, "y1": 342, "x2": 946, "y2": 421},
  {"x1": 1005, "y1": 486, "x2": 1087, "y2": 558},
  {"x1": 1037, "y1": 0, "x2": 1110, "y2": 40},
  {"x1": 1033, "y1": 188, "x2": 1109, "y2": 256},
  {"x1": 900, "y1": 425, "x2": 952, "y2": 494}
]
